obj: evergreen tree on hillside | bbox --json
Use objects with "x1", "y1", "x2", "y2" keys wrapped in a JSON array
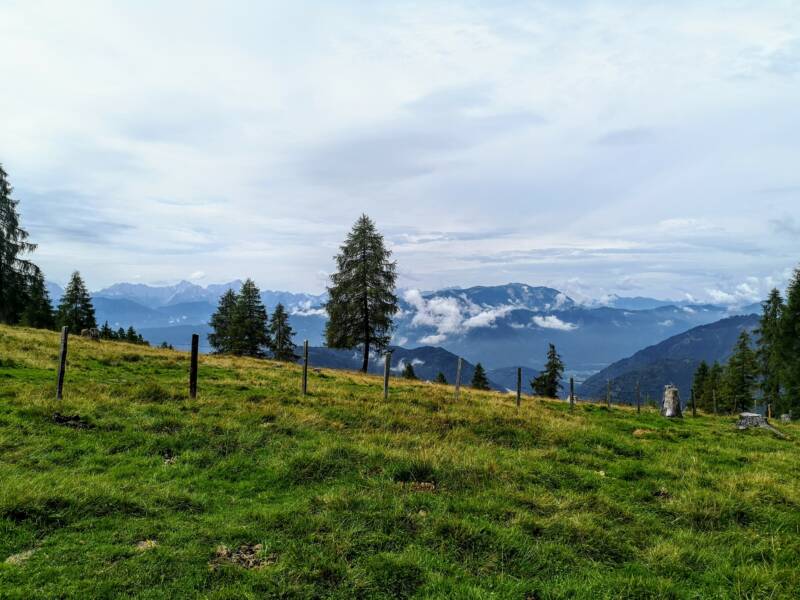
[
  {"x1": 531, "y1": 343, "x2": 565, "y2": 398},
  {"x1": 692, "y1": 361, "x2": 710, "y2": 410},
  {"x1": 780, "y1": 269, "x2": 800, "y2": 414},
  {"x1": 126, "y1": 326, "x2": 138, "y2": 342},
  {"x1": 435, "y1": 372, "x2": 447, "y2": 385},
  {"x1": 471, "y1": 363, "x2": 490, "y2": 390},
  {"x1": 116, "y1": 327, "x2": 126, "y2": 340},
  {"x1": 702, "y1": 361, "x2": 724, "y2": 413},
  {"x1": 721, "y1": 331, "x2": 758, "y2": 413},
  {"x1": 56, "y1": 271, "x2": 96, "y2": 332},
  {"x1": 757, "y1": 288, "x2": 785, "y2": 412},
  {"x1": 20, "y1": 271, "x2": 55, "y2": 330},
  {"x1": 208, "y1": 289, "x2": 239, "y2": 354},
  {"x1": 402, "y1": 362, "x2": 417, "y2": 380},
  {"x1": 100, "y1": 321, "x2": 113, "y2": 339},
  {"x1": 268, "y1": 303, "x2": 298, "y2": 361},
  {"x1": 324, "y1": 214, "x2": 398, "y2": 372},
  {"x1": 0, "y1": 163, "x2": 41, "y2": 324},
  {"x1": 231, "y1": 279, "x2": 271, "y2": 358}
]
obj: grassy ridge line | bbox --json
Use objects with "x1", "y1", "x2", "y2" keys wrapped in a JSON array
[{"x1": 0, "y1": 324, "x2": 799, "y2": 599}]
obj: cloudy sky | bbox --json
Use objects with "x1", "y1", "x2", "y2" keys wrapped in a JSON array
[{"x1": 2, "y1": 0, "x2": 799, "y2": 303}]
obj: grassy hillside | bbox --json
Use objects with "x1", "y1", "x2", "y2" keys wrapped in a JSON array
[{"x1": 1, "y1": 325, "x2": 799, "y2": 599}]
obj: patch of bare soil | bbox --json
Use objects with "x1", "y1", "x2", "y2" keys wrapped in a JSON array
[
  {"x1": 409, "y1": 481, "x2": 436, "y2": 492},
  {"x1": 210, "y1": 544, "x2": 276, "y2": 570},
  {"x1": 135, "y1": 540, "x2": 158, "y2": 551}
]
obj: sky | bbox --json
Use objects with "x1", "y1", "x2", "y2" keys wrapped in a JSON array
[{"x1": 1, "y1": 0, "x2": 799, "y2": 304}]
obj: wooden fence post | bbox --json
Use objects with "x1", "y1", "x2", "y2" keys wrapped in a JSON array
[
  {"x1": 383, "y1": 350, "x2": 392, "y2": 400},
  {"x1": 569, "y1": 376, "x2": 575, "y2": 410},
  {"x1": 302, "y1": 340, "x2": 309, "y2": 395},
  {"x1": 454, "y1": 357, "x2": 462, "y2": 401},
  {"x1": 606, "y1": 379, "x2": 611, "y2": 408},
  {"x1": 516, "y1": 367, "x2": 521, "y2": 408},
  {"x1": 189, "y1": 334, "x2": 199, "y2": 399},
  {"x1": 56, "y1": 326, "x2": 68, "y2": 400},
  {"x1": 635, "y1": 380, "x2": 641, "y2": 414},
  {"x1": 691, "y1": 387, "x2": 697, "y2": 417}
]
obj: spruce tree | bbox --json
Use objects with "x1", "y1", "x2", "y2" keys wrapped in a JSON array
[
  {"x1": 56, "y1": 271, "x2": 96, "y2": 332},
  {"x1": 781, "y1": 268, "x2": 800, "y2": 414},
  {"x1": 126, "y1": 326, "x2": 138, "y2": 342},
  {"x1": 116, "y1": 327, "x2": 126, "y2": 340},
  {"x1": 471, "y1": 363, "x2": 490, "y2": 390},
  {"x1": 0, "y1": 163, "x2": 40, "y2": 324},
  {"x1": 268, "y1": 303, "x2": 298, "y2": 361},
  {"x1": 435, "y1": 372, "x2": 447, "y2": 385},
  {"x1": 757, "y1": 288, "x2": 785, "y2": 412},
  {"x1": 100, "y1": 321, "x2": 113, "y2": 339},
  {"x1": 402, "y1": 362, "x2": 417, "y2": 380},
  {"x1": 721, "y1": 330, "x2": 758, "y2": 413},
  {"x1": 20, "y1": 271, "x2": 55, "y2": 329},
  {"x1": 692, "y1": 361, "x2": 710, "y2": 410},
  {"x1": 231, "y1": 279, "x2": 271, "y2": 358},
  {"x1": 208, "y1": 289, "x2": 239, "y2": 354},
  {"x1": 324, "y1": 214, "x2": 398, "y2": 372},
  {"x1": 530, "y1": 343, "x2": 565, "y2": 398}
]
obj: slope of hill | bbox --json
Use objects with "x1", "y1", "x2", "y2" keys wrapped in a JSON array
[
  {"x1": 0, "y1": 324, "x2": 798, "y2": 598},
  {"x1": 579, "y1": 315, "x2": 760, "y2": 404}
]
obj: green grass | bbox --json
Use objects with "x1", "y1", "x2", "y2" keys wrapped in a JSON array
[{"x1": 0, "y1": 324, "x2": 798, "y2": 599}]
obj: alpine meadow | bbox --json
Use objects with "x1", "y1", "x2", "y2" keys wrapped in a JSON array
[{"x1": 2, "y1": 2, "x2": 800, "y2": 599}]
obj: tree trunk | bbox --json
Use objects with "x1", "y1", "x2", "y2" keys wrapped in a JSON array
[{"x1": 362, "y1": 339, "x2": 370, "y2": 373}]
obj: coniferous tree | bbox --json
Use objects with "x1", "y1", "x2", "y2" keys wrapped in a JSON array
[
  {"x1": 116, "y1": 327, "x2": 126, "y2": 340},
  {"x1": 757, "y1": 288, "x2": 785, "y2": 412},
  {"x1": 324, "y1": 214, "x2": 398, "y2": 372},
  {"x1": 701, "y1": 361, "x2": 724, "y2": 412},
  {"x1": 780, "y1": 268, "x2": 800, "y2": 415},
  {"x1": 231, "y1": 279, "x2": 271, "y2": 357},
  {"x1": 721, "y1": 330, "x2": 759, "y2": 413},
  {"x1": 402, "y1": 362, "x2": 417, "y2": 380},
  {"x1": 56, "y1": 271, "x2": 96, "y2": 332},
  {"x1": 435, "y1": 372, "x2": 447, "y2": 385},
  {"x1": 100, "y1": 321, "x2": 114, "y2": 339},
  {"x1": 530, "y1": 343, "x2": 565, "y2": 398},
  {"x1": 208, "y1": 289, "x2": 239, "y2": 354},
  {"x1": 692, "y1": 361, "x2": 710, "y2": 410},
  {"x1": 268, "y1": 303, "x2": 298, "y2": 361},
  {"x1": 126, "y1": 326, "x2": 138, "y2": 342},
  {"x1": 0, "y1": 163, "x2": 41, "y2": 324},
  {"x1": 471, "y1": 363, "x2": 490, "y2": 390},
  {"x1": 20, "y1": 271, "x2": 55, "y2": 329}
]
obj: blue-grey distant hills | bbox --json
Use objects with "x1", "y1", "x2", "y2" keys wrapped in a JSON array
[
  {"x1": 47, "y1": 279, "x2": 758, "y2": 379},
  {"x1": 579, "y1": 314, "x2": 760, "y2": 405}
]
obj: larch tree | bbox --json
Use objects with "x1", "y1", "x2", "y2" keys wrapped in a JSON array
[
  {"x1": 531, "y1": 343, "x2": 565, "y2": 398},
  {"x1": 0, "y1": 163, "x2": 41, "y2": 324},
  {"x1": 324, "y1": 214, "x2": 398, "y2": 373},
  {"x1": 56, "y1": 271, "x2": 96, "y2": 332},
  {"x1": 269, "y1": 303, "x2": 298, "y2": 361}
]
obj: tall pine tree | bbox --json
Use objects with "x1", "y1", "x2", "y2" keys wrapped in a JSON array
[
  {"x1": 402, "y1": 362, "x2": 417, "y2": 380},
  {"x1": 56, "y1": 271, "x2": 96, "y2": 332},
  {"x1": 721, "y1": 330, "x2": 758, "y2": 413},
  {"x1": 471, "y1": 363, "x2": 490, "y2": 390},
  {"x1": 230, "y1": 279, "x2": 271, "y2": 358},
  {"x1": 268, "y1": 303, "x2": 298, "y2": 361},
  {"x1": 0, "y1": 163, "x2": 41, "y2": 324},
  {"x1": 20, "y1": 271, "x2": 55, "y2": 329},
  {"x1": 692, "y1": 361, "x2": 710, "y2": 410},
  {"x1": 757, "y1": 288, "x2": 785, "y2": 412},
  {"x1": 324, "y1": 215, "x2": 398, "y2": 373},
  {"x1": 530, "y1": 343, "x2": 565, "y2": 398},
  {"x1": 208, "y1": 289, "x2": 239, "y2": 354},
  {"x1": 781, "y1": 268, "x2": 800, "y2": 415}
]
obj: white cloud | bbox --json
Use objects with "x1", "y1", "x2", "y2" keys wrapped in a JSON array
[
  {"x1": 419, "y1": 334, "x2": 447, "y2": 345},
  {"x1": 189, "y1": 270, "x2": 205, "y2": 281},
  {"x1": 658, "y1": 320, "x2": 674, "y2": 327},
  {"x1": 531, "y1": 315, "x2": 578, "y2": 331}
]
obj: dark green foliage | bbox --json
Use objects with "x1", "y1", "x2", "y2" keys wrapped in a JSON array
[
  {"x1": 208, "y1": 281, "x2": 271, "y2": 358},
  {"x1": 324, "y1": 214, "x2": 398, "y2": 372},
  {"x1": 692, "y1": 361, "x2": 709, "y2": 410},
  {"x1": 100, "y1": 321, "x2": 113, "y2": 339},
  {"x1": 402, "y1": 362, "x2": 417, "y2": 380},
  {"x1": 435, "y1": 371, "x2": 447, "y2": 385},
  {"x1": 269, "y1": 303, "x2": 298, "y2": 361},
  {"x1": 721, "y1": 331, "x2": 758, "y2": 413},
  {"x1": 208, "y1": 289, "x2": 238, "y2": 353},
  {"x1": 757, "y1": 288, "x2": 785, "y2": 412},
  {"x1": 781, "y1": 269, "x2": 800, "y2": 414},
  {"x1": 531, "y1": 343, "x2": 564, "y2": 398},
  {"x1": 56, "y1": 271, "x2": 96, "y2": 332},
  {"x1": 0, "y1": 163, "x2": 41, "y2": 324},
  {"x1": 19, "y1": 272, "x2": 55, "y2": 330},
  {"x1": 471, "y1": 362, "x2": 490, "y2": 390}
]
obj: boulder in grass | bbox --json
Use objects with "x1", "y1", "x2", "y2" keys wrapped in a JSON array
[{"x1": 661, "y1": 385, "x2": 682, "y2": 418}]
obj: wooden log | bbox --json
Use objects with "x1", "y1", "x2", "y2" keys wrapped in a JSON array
[
  {"x1": 569, "y1": 376, "x2": 575, "y2": 410},
  {"x1": 383, "y1": 350, "x2": 392, "y2": 400},
  {"x1": 516, "y1": 367, "x2": 521, "y2": 408},
  {"x1": 302, "y1": 340, "x2": 309, "y2": 396},
  {"x1": 189, "y1": 334, "x2": 199, "y2": 399},
  {"x1": 635, "y1": 380, "x2": 641, "y2": 414},
  {"x1": 56, "y1": 326, "x2": 68, "y2": 400},
  {"x1": 454, "y1": 357, "x2": 462, "y2": 401}
]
